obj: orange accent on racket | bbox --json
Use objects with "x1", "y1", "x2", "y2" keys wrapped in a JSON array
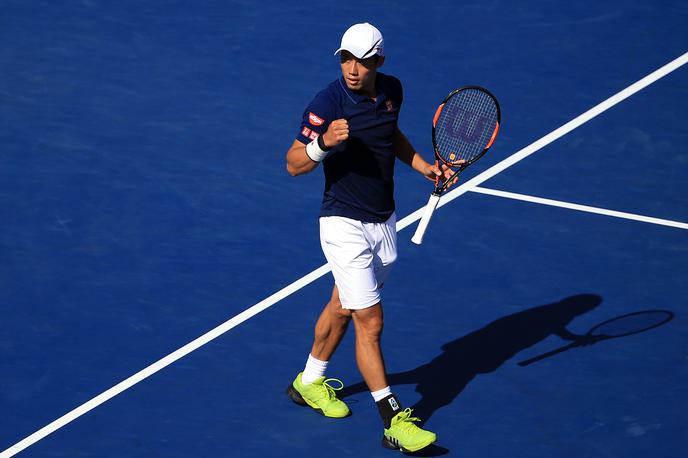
[
  {"x1": 432, "y1": 103, "x2": 445, "y2": 127},
  {"x1": 486, "y1": 121, "x2": 500, "y2": 149}
]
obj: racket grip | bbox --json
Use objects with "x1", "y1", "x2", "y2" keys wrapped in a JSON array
[{"x1": 411, "y1": 193, "x2": 441, "y2": 245}]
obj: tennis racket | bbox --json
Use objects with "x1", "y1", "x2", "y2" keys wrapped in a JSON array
[
  {"x1": 518, "y1": 310, "x2": 674, "y2": 367},
  {"x1": 411, "y1": 86, "x2": 501, "y2": 245}
]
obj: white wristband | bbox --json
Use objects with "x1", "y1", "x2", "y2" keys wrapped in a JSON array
[{"x1": 305, "y1": 136, "x2": 330, "y2": 162}]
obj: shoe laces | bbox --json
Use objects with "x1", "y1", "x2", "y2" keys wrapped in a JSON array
[
  {"x1": 393, "y1": 408, "x2": 423, "y2": 433},
  {"x1": 317, "y1": 378, "x2": 344, "y2": 401}
]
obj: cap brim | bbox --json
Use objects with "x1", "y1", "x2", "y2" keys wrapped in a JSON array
[
  {"x1": 334, "y1": 47, "x2": 364, "y2": 59},
  {"x1": 333, "y1": 47, "x2": 379, "y2": 59}
]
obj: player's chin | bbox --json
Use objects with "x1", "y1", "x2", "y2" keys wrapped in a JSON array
[{"x1": 345, "y1": 79, "x2": 362, "y2": 90}]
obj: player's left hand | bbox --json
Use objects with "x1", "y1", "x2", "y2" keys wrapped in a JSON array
[{"x1": 424, "y1": 161, "x2": 465, "y2": 189}]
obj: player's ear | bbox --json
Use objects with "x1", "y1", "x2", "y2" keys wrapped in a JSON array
[{"x1": 376, "y1": 55, "x2": 385, "y2": 68}]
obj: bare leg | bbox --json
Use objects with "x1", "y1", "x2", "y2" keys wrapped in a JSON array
[
  {"x1": 310, "y1": 285, "x2": 352, "y2": 361},
  {"x1": 351, "y1": 303, "x2": 388, "y2": 392}
]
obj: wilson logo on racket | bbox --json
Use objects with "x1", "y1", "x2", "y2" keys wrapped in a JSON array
[
  {"x1": 447, "y1": 107, "x2": 489, "y2": 143},
  {"x1": 308, "y1": 112, "x2": 324, "y2": 126}
]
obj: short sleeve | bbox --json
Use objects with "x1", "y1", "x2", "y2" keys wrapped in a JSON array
[{"x1": 295, "y1": 90, "x2": 338, "y2": 145}]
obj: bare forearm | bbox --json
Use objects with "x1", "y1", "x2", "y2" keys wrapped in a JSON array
[
  {"x1": 393, "y1": 128, "x2": 431, "y2": 173},
  {"x1": 393, "y1": 127, "x2": 462, "y2": 186},
  {"x1": 286, "y1": 120, "x2": 349, "y2": 176},
  {"x1": 286, "y1": 141, "x2": 319, "y2": 176}
]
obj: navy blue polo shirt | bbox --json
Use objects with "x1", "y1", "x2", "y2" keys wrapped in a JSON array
[{"x1": 295, "y1": 72, "x2": 403, "y2": 223}]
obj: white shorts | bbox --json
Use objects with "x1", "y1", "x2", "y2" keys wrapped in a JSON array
[{"x1": 319, "y1": 214, "x2": 397, "y2": 310}]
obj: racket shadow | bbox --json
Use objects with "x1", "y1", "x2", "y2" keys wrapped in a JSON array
[
  {"x1": 517, "y1": 309, "x2": 675, "y2": 366},
  {"x1": 340, "y1": 293, "x2": 602, "y2": 423}
]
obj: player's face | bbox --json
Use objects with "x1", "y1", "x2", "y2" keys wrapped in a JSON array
[{"x1": 339, "y1": 51, "x2": 384, "y2": 96}]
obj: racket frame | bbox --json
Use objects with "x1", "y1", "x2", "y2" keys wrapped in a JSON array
[{"x1": 412, "y1": 86, "x2": 501, "y2": 245}]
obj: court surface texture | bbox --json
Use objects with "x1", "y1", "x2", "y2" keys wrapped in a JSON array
[{"x1": 1, "y1": 1, "x2": 687, "y2": 457}]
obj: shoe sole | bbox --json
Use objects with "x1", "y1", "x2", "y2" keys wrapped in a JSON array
[
  {"x1": 285, "y1": 384, "x2": 350, "y2": 418},
  {"x1": 382, "y1": 435, "x2": 435, "y2": 453},
  {"x1": 286, "y1": 384, "x2": 309, "y2": 406}
]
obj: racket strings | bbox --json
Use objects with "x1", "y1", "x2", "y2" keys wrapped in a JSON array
[{"x1": 435, "y1": 89, "x2": 498, "y2": 165}]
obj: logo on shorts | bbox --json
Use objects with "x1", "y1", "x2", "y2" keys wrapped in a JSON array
[
  {"x1": 308, "y1": 112, "x2": 325, "y2": 126},
  {"x1": 388, "y1": 397, "x2": 399, "y2": 411},
  {"x1": 301, "y1": 127, "x2": 312, "y2": 138},
  {"x1": 308, "y1": 131, "x2": 319, "y2": 140}
]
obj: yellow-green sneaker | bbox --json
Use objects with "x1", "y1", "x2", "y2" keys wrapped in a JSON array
[
  {"x1": 382, "y1": 408, "x2": 436, "y2": 452},
  {"x1": 286, "y1": 372, "x2": 350, "y2": 418}
]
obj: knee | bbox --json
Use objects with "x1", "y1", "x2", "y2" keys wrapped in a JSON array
[
  {"x1": 353, "y1": 311, "x2": 384, "y2": 340},
  {"x1": 329, "y1": 296, "x2": 352, "y2": 323},
  {"x1": 334, "y1": 307, "x2": 352, "y2": 325},
  {"x1": 366, "y1": 317, "x2": 384, "y2": 340}
]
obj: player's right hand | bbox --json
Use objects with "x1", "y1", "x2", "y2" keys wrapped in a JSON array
[{"x1": 322, "y1": 119, "x2": 349, "y2": 148}]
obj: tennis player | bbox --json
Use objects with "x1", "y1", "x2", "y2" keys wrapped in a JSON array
[{"x1": 285, "y1": 22, "x2": 456, "y2": 452}]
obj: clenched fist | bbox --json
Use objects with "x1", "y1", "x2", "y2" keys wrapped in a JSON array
[{"x1": 322, "y1": 119, "x2": 349, "y2": 148}]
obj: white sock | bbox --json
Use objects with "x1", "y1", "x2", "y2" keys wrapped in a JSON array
[
  {"x1": 371, "y1": 386, "x2": 392, "y2": 402},
  {"x1": 302, "y1": 354, "x2": 328, "y2": 385}
]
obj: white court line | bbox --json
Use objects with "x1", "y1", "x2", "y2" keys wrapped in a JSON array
[
  {"x1": 0, "y1": 264, "x2": 332, "y2": 458},
  {"x1": 469, "y1": 186, "x2": 688, "y2": 230},
  {"x1": 397, "y1": 51, "x2": 688, "y2": 232},
  {"x1": 2, "y1": 50, "x2": 687, "y2": 458}
]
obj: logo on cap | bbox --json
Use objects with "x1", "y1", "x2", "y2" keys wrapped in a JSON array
[{"x1": 308, "y1": 112, "x2": 324, "y2": 126}]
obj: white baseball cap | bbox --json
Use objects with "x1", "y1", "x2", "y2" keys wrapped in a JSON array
[{"x1": 334, "y1": 22, "x2": 384, "y2": 59}]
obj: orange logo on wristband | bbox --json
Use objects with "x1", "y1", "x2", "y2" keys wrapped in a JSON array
[{"x1": 308, "y1": 112, "x2": 325, "y2": 126}]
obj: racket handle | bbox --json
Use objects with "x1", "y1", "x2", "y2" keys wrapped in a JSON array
[{"x1": 411, "y1": 193, "x2": 441, "y2": 245}]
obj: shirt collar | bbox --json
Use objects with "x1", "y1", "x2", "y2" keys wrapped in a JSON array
[{"x1": 338, "y1": 75, "x2": 387, "y2": 104}]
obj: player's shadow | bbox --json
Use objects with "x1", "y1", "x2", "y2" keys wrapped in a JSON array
[{"x1": 340, "y1": 293, "x2": 602, "y2": 424}]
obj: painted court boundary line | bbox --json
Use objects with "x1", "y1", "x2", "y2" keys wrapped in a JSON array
[
  {"x1": 469, "y1": 186, "x2": 688, "y2": 230},
  {"x1": 397, "y1": 51, "x2": 688, "y2": 232},
  {"x1": 3, "y1": 51, "x2": 686, "y2": 458}
]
